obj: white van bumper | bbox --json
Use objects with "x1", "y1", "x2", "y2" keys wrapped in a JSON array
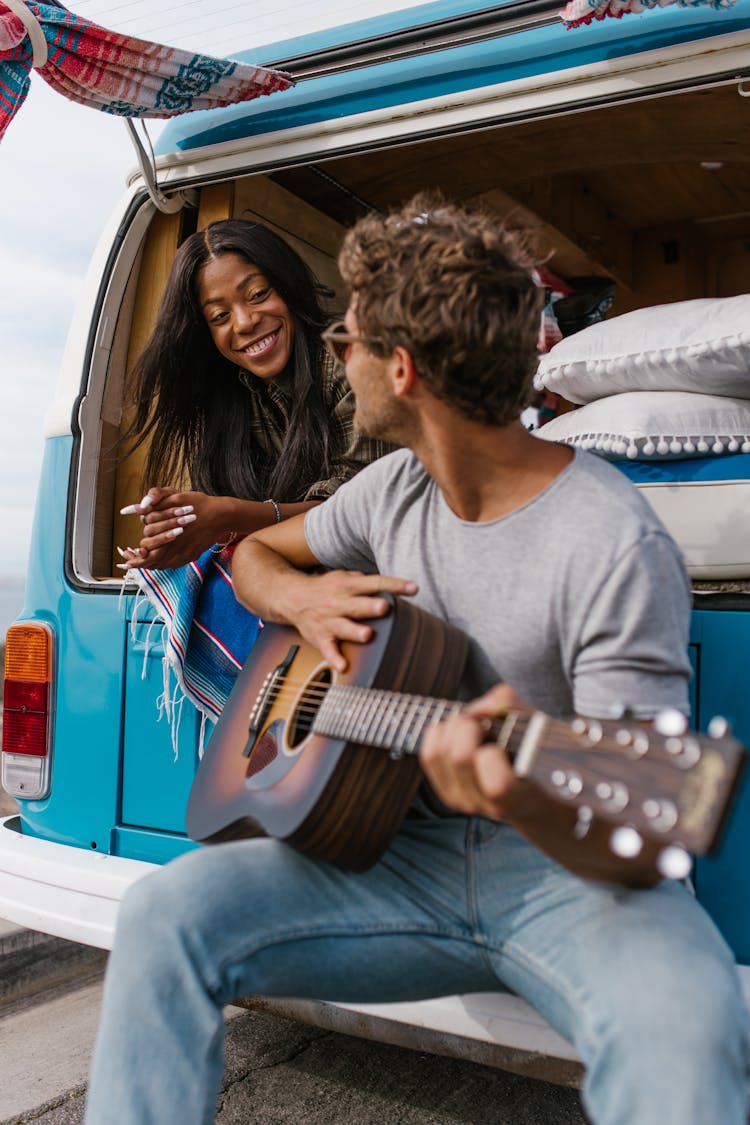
[
  {"x1": 0, "y1": 815, "x2": 153, "y2": 950},
  {"x1": 2, "y1": 814, "x2": 745, "y2": 1085}
]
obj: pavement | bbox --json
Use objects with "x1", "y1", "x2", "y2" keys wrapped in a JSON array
[
  {"x1": 0, "y1": 896, "x2": 590, "y2": 1124},
  {"x1": 2, "y1": 994, "x2": 590, "y2": 1125}
]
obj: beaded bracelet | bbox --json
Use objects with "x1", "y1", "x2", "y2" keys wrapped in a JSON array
[{"x1": 264, "y1": 498, "x2": 282, "y2": 524}]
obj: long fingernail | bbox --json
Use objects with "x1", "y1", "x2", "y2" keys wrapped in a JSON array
[
  {"x1": 116, "y1": 546, "x2": 128, "y2": 558},
  {"x1": 139, "y1": 495, "x2": 154, "y2": 509},
  {"x1": 174, "y1": 505, "x2": 194, "y2": 517},
  {"x1": 177, "y1": 513, "x2": 197, "y2": 526},
  {"x1": 168, "y1": 527, "x2": 184, "y2": 538},
  {"x1": 116, "y1": 563, "x2": 132, "y2": 570},
  {"x1": 119, "y1": 504, "x2": 139, "y2": 515}
]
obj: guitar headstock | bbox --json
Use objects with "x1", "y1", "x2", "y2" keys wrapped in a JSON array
[{"x1": 512, "y1": 709, "x2": 746, "y2": 864}]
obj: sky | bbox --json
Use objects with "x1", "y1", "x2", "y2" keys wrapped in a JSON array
[
  {"x1": 0, "y1": 0, "x2": 430, "y2": 580},
  {"x1": 0, "y1": 77, "x2": 136, "y2": 578}
]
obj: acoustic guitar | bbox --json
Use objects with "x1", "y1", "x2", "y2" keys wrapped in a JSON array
[{"x1": 186, "y1": 596, "x2": 746, "y2": 873}]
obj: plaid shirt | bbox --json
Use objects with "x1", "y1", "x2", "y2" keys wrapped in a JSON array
[{"x1": 238, "y1": 349, "x2": 393, "y2": 500}]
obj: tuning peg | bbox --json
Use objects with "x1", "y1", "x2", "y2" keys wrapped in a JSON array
[
  {"x1": 707, "y1": 715, "x2": 732, "y2": 740},
  {"x1": 656, "y1": 846, "x2": 693, "y2": 882},
  {"x1": 574, "y1": 806, "x2": 593, "y2": 840},
  {"x1": 609, "y1": 825, "x2": 643, "y2": 859},
  {"x1": 595, "y1": 780, "x2": 630, "y2": 813},
  {"x1": 654, "y1": 708, "x2": 688, "y2": 737}
]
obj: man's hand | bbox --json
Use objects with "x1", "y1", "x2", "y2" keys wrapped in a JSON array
[
  {"x1": 279, "y1": 569, "x2": 419, "y2": 673},
  {"x1": 420, "y1": 684, "x2": 533, "y2": 820},
  {"x1": 231, "y1": 522, "x2": 419, "y2": 673},
  {"x1": 421, "y1": 684, "x2": 664, "y2": 887}
]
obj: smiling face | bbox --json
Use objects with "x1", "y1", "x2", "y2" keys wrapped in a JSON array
[{"x1": 197, "y1": 252, "x2": 294, "y2": 381}]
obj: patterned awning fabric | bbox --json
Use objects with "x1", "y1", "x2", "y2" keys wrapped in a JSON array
[
  {"x1": 560, "y1": 0, "x2": 739, "y2": 29},
  {"x1": 1, "y1": 0, "x2": 740, "y2": 142},
  {"x1": 0, "y1": 0, "x2": 292, "y2": 142}
]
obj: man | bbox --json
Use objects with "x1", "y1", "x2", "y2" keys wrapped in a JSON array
[{"x1": 85, "y1": 197, "x2": 749, "y2": 1124}]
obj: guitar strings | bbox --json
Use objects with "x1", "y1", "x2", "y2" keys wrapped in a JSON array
[
  {"x1": 247, "y1": 674, "x2": 442, "y2": 706},
  {"x1": 254, "y1": 680, "x2": 455, "y2": 714},
  {"x1": 246, "y1": 678, "x2": 463, "y2": 728},
  {"x1": 239, "y1": 680, "x2": 663, "y2": 758},
  {"x1": 248, "y1": 676, "x2": 548, "y2": 744}
]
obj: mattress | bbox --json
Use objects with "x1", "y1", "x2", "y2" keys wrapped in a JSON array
[{"x1": 615, "y1": 454, "x2": 750, "y2": 579}]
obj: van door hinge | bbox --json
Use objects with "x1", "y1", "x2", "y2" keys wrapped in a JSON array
[{"x1": 124, "y1": 119, "x2": 185, "y2": 214}]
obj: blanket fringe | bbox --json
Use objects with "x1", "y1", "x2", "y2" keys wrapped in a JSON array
[
  {"x1": 120, "y1": 557, "x2": 259, "y2": 763},
  {"x1": 125, "y1": 571, "x2": 207, "y2": 761}
]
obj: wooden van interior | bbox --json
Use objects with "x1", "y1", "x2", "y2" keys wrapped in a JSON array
[
  {"x1": 96, "y1": 81, "x2": 748, "y2": 577},
  {"x1": 283, "y1": 82, "x2": 749, "y2": 312}
]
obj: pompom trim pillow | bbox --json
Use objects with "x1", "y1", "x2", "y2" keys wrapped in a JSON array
[
  {"x1": 534, "y1": 294, "x2": 750, "y2": 404},
  {"x1": 535, "y1": 391, "x2": 750, "y2": 461}
]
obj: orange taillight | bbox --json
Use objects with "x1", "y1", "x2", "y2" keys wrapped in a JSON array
[{"x1": 4, "y1": 623, "x2": 52, "y2": 682}]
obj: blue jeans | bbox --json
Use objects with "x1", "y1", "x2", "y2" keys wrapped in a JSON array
[{"x1": 85, "y1": 818, "x2": 750, "y2": 1125}]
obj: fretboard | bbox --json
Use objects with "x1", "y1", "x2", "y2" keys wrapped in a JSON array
[{"x1": 312, "y1": 683, "x2": 532, "y2": 759}]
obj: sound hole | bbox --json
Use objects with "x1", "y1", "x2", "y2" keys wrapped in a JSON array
[{"x1": 287, "y1": 668, "x2": 333, "y2": 749}]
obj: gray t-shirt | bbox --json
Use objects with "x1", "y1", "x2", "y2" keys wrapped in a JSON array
[{"x1": 304, "y1": 447, "x2": 692, "y2": 721}]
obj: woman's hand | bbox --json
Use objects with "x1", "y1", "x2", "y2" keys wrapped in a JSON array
[{"x1": 118, "y1": 487, "x2": 237, "y2": 570}]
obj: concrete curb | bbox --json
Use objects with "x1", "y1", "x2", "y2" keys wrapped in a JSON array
[
  {"x1": 0, "y1": 918, "x2": 56, "y2": 957},
  {"x1": 0, "y1": 925, "x2": 106, "y2": 1011}
]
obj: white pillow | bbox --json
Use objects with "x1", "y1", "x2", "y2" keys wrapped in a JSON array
[
  {"x1": 534, "y1": 295, "x2": 750, "y2": 404},
  {"x1": 535, "y1": 391, "x2": 750, "y2": 461}
]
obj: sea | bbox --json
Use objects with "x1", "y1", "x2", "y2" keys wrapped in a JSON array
[{"x1": 0, "y1": 576, "x2": 26, "y2": 644}]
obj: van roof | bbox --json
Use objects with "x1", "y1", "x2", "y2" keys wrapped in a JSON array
[{"x1": 155, "y1": 0, "x2": 750, "y2": 157}]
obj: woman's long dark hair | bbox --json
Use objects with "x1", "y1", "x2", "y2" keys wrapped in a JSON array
[{"x1": 121, "y1": 220, "x2": 336, "y2": 502}]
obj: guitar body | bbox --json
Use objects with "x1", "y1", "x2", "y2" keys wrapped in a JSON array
[
  {"x1": 188, "y1": 596, "x2": 746, "y2": 874},
  {"x1": 186, "y1": 598, "x2": 469, "y2": 870}
]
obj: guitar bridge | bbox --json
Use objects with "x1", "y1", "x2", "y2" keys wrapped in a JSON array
[{"x1": 242, "y1": 644, "x2": 299, "y2": 758}]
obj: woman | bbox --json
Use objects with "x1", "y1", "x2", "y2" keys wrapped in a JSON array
[
  {"x1": 118, "y1": 218, "x2": 388, "y2": 570},
  {"x1": 117, "y1": 219, "x2": 390, "y2": 727}
]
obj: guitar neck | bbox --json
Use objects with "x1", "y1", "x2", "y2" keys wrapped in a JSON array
[
  {"x1": 309, "y1": 679, "x2": 746, "y2": 859},
  {"x1": 313, "y1": 682, "x2": 531, "y2": 760}
]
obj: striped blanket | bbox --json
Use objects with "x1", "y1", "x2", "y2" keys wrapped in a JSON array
[
  {"x1": 0, "y1": 0, "x2": 291, "y2": 142},
  {"x1": 131, "y1": 545, "x2": 261, "y2": 738}
]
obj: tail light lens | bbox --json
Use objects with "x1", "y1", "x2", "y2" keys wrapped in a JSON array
[{"x1": 2, "y1": 622, "x2": 55, "y2": 800}]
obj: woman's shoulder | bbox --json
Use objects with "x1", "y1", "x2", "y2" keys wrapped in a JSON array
[{"x1": 317, "y1": 348, "x2": 349, "y2": 402}]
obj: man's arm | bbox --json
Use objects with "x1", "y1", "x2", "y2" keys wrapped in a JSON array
[
  {"x1": 232, "y1": 515, "x2": 418, "y2": 672},
  {"x1": 420, "y1": 685, "x2": 664, "y2": 888}
]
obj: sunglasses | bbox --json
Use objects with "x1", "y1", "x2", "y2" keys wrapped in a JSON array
[{"x1": 321, "y1": 320, "x2": 384, "y2": 365}]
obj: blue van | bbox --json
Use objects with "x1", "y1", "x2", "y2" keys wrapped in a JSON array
[{"x1": 2, "y1": 0, "x2": 750, "y2": 1081}]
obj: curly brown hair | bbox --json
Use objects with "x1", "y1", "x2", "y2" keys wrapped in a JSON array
[{"x1": 338, "y1": 194, "x2": 543, "y2": 426}]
